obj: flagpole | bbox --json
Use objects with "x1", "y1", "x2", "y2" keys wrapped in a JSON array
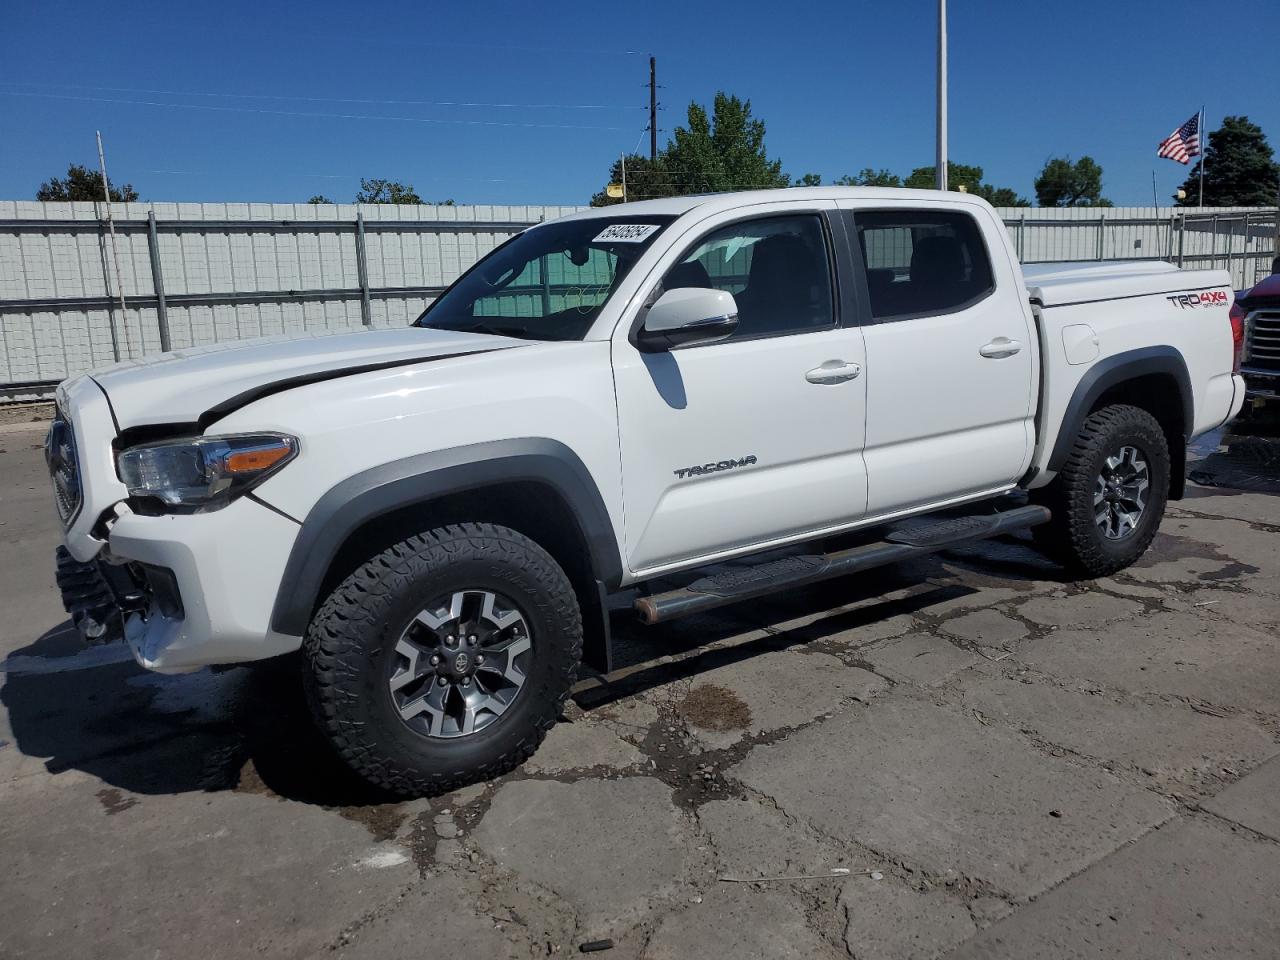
[
  {"x1": 936, "y1": 0, "x2": 947, "y2": 191},
  {"x1": 1198, "y1": 106, "x2": 1205, "y2": 208}
]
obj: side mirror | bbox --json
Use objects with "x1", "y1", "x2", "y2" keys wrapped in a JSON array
[{"x1": 636, "y1": 287, "x2": 739, "y2": 352}]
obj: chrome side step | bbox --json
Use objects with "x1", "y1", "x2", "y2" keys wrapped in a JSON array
[{"x1": 633, "y1": 504, "x2": 1051, "y2": 625}]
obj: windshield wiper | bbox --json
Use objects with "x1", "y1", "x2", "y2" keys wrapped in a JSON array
[{"x1": 428, "y1": 320, "x2": 532, "y2": 339}]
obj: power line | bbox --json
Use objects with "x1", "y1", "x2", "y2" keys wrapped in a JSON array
[
  {"x1": 144, "y1": 168, "x2": 512, "y2": 184},
  {"x1": 0, "y1": 91, "x2": 631, "y2": 132},
  {"x1": 2, "y1": 80, "x2": 644, "y2": 111}
]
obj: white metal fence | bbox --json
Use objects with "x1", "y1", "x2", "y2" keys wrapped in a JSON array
[{"x1": 1, "y1": 200, "x2": 1276, "y2": 398}]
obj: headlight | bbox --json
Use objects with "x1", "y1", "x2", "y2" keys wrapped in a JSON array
[{"x1": 117, "y1": 433, "x2": 298, "y2": 508}]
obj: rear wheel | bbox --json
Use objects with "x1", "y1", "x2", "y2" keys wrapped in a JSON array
[
  {"x1": 1033, "y1": 404, "x2": 1170, "y2": 577},
  {"x1": 303, "y1": 522, "x2": 582, "y2": 796}
]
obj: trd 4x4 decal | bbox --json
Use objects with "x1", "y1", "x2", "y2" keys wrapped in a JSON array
[
  {"x1": 1166, "y1": 290, "x2": 1229, "y2": 309},
  {"x1": 673, "y1": 455, "x2": 757, "y2": 479}
]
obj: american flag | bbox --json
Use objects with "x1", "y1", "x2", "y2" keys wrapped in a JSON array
[{"x1": 1157, "y1": 112, "x2": 1201, "y2": 165}]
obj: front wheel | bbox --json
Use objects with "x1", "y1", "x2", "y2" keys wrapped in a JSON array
[
  {"x1": 302, "y1": 522, "x2": 582, "y2": 796},
  {"x1": 1033, "y1": 404, "x2": 1171, "y2": 577}
]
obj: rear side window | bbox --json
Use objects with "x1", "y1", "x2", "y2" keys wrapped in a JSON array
[{"x1": 855, "y1": 210, "x2": 994, "y2": 320}]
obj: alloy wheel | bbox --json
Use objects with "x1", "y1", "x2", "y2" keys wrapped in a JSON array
[
  {"x1": 1094, "y1": 445, "x2": 1149, "y2": 540},
  {"x1": 387, "y1": 589, "x2": 532, "y2": 739}
]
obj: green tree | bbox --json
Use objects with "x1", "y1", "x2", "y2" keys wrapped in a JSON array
[
  {"x1": 355, "y1": 178, "x2": 422, "y2": 204},
  {"x1": 1034, "y1": 156, "x2": 1111, "y2": 207},
  {"x1": 794, "y1": 172, "x2": 823, "y2": 187},
  {"x1": 834, "y1": 168, "x2": 902, "y2": 187},
  {"x1": 36, "y1": 163, "x2": 138, "y2": 202},
  {"x1": 905, "y1": 162, "x2": 1029, "y2": 206},
  {"x1": 591, "y1": 93, "x2": 788, "y2": 202},
  {"x1": 590, "y1": 154, "x2": 674, "y2": 206},
  {"x1": 307, "y1": 194, "x2": 334, "y2": 204},
  {"x1": 1177, "y1": 116, "x2": 1280, "y2": 207}
]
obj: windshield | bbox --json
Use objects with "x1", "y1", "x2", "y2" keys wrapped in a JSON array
[{"x1": 414, "y1": 215, "x2": 676, "y2": 340}]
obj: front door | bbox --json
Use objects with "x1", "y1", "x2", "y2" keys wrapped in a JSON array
[{"x1": 611, "y1": 204, "x2": 870, "y2": 576}]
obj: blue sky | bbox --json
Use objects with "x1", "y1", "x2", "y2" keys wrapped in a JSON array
[{"x1": 3, "y1": 0, "x2": 1277, "y2": 207}]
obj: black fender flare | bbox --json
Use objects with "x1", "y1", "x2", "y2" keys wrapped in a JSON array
[
  {"x1": 1046, "y1": 345, "x2": 1192, "y2": 496},
  {"x1": 269, "y1": 439, "x2": 623, "y2": 657}
]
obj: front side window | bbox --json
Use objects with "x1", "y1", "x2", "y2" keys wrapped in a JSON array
[
  {"x1": 416, "y1": 216, "x2": 675, "y2": 340},
  {"x1": 662, "y1": 215, "x2": 835, "y2": 341},
  {"x1": 855, "y1": 210, "x2": 995, "y2": 320}
]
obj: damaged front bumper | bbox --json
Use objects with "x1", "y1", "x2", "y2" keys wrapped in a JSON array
[{"x1": 54, "y1": 546, "x2": 184, "y2": 647}]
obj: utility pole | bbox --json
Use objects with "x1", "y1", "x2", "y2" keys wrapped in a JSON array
[
  {"x1": 96, "y1": 130, "x2": 129, "y2": 361},
  {"x1": 936, "y1": 0, "x2": 948, "y2": 191},
  {"x1": 649, "y1": 56, "x2": 658, "y2": 162},
  {"x1": 621, "y1": 153, "x2": 627, "y2": 203}
]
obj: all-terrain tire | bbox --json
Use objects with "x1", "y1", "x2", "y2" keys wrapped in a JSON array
[
  {"x1": 1032, "y1": 404, "x2": 1170, "y2": 577},
  {"x1": 302, "y1": 522, "x2": 582, "y2": 796}
]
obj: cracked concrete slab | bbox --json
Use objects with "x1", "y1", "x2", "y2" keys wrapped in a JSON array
[
  {"x1": 675, "y1": 651, "x2": 887, "y2": 750},
  {"x1": 947, "y1": 817, "x2": 1280, "y2": 959},
  {"x1": 1016, "y1": 611, "x2": 1280, "y2": 714},
  {"x1": 839, "y1": 877, "x2": 976, "y2": 960},
  {"x1": 731, "y1": 694, "x2": 1173, "y2": 898},
  {"x1": 336, "y1": 875, "x2": 532, "y2": 959},
  {"x1": 0, "y1": 775, "x2": 417, "y2": 960},
  {"x1": 643, "y1": 883, "x2": 844, "y2": 960},
  {"x1": 697, "y1": 795, "x2": 857, "y2": 877},
  {"x1": 523, "y1": 718, "x2": 645, "y2": 774},
  {"x1": 472, "y1": 778, "x2": 693, "y2": 930},
  {"x1": 862, "y1": 633, "x2": 980, "y2": 687},
  {"x1": 1016, "y1": 592, "x2": 1144, "y2": 629},
  {"x1": 1203, "y1": 755, "x2": 1280, "y2": 842},
  {"x1": 587, "y1": 694, "x2": 662, "y2": 735},
  {"x1": 959, "y1": 671, "x2": 1278, "y2": 793},
  {"x1": 1172, "y1": 488, "x2": 1280, "y2": 527},
  {"x1": 1176, "y1": 586, "x2": 1280, "y2": 631},
  {"x1": 936, "y1": 609, "x2": 1028, "y2": 651}
]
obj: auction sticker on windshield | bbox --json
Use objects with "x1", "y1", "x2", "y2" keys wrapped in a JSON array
[{"x1": 594, "y1": 223, "x2": 661, "y2": 243}]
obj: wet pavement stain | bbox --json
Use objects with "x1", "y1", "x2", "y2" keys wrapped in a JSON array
[
  {"x1": 95, "y1": 787, "x2": 139, "y2": 815},
  {"x1": 1135, "y1": 532, "x2": 1261, "y2": 582},
  {"x1": 335, "y1": 803, "x2": 407, "y2": 842},
  {"x1": 678, "y1": 683, "x2": 752, "y2": 732}
]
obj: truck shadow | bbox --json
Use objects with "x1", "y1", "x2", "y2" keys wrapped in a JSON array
[
  {"x1": 1, "y1": 538, "x2": 1061, "y2": 806},
  {"x1": 1, "y1": 622, "x2": 390, "y2": 805}
]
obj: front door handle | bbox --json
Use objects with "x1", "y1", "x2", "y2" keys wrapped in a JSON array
[
  {"x1": 979, "y1": 337, "x2": 1022, "y2": 359},
  {"x1": 805, "y1": 360, "x2": 862, "y2": 384}
]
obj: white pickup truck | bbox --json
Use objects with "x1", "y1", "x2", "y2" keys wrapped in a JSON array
[{"x1": 48, "y1": 188, "x2": 1244, "y2": 794}]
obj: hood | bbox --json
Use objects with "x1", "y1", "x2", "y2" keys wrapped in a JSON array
[
  {"x1": 90, "y1": 327, "x2": 522, "y2": 430},
  {"x1": 1242, "y1": 273, "x2": 1280, "y2": 302}
]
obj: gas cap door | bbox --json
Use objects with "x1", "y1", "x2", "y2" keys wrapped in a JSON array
[{"x1": 1062, "y1": 324, "x2": 1100, "y2": 365}]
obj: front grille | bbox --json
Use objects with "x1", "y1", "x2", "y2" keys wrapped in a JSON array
[
  {"x1": 1246, "y1": 309, "x2": 1280, "y2": 373},
  {"x1": 45, "y1": 408, "x2": 82, "y2": 525}
]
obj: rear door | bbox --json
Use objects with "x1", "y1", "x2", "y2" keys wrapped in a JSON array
[
  {"x1": 839, "y1": 201, "x2": 1038, "y2": 514},
  {"x1": 611, "y1": 202, "x2": 870, "y2": 575}
]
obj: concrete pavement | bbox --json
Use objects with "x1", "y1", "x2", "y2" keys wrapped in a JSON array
[{"x1": 1, "y1": 417, "x2": 1278, "y2": 959}]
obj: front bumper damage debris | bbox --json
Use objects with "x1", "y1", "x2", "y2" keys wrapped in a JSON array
[{"x1": 54, "y1": 546, "x2": 181, "y2": 646}]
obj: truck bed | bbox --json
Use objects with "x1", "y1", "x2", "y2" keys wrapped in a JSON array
[{"x1": 1022, "y1": 260, "x2": 1211, "y2": 307}]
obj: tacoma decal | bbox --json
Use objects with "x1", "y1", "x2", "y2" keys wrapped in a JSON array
[
  {"x1": 674, "y1": 455, "x2": 758, "y2": 480},
  {"x1": 1166, "y1": 290, "x2": 1229, "y2": 309}
]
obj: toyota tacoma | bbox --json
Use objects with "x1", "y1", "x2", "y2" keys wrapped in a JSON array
[{"x1": 48, "y1": 188, "x2": 1245, "y2": 794}]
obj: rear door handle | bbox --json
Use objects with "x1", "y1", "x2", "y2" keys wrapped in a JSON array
[
  {"x1": 805, "y1": 360, "x2": 862, "y2": 384},
  {"x1": 979, "y1": 337, "x2": 1022, "y2": 359}
]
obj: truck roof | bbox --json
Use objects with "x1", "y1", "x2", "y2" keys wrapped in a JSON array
[{"x1": 552, "y1": 186, "x2": 996, "y2": 221}]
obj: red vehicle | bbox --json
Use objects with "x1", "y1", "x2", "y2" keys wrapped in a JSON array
[{"x1": 1233, "y1": 261, "x2": 1280, "y2": 410}]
